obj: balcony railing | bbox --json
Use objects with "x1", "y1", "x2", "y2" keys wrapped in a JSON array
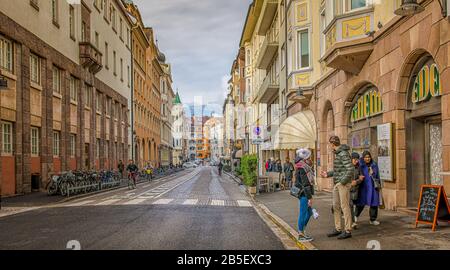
[
  {"x1": 321, "y1": 7, "x2": 375, "y2": 75},
  {"x1": 256, "y1": 26, "x2": 279, "y2": 70},
  {"x1": 79, "y1": 42, "x2": 103, "y2": 74},
  {"x1": 256, "y1": 71, "x2": 279, "y2": 104}
]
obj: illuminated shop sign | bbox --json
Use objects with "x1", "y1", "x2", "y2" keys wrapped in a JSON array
[
  {"x1": 351, "y1": 89, "x2": 383, "y2": 123},
  {"x1": 412, "y1": 63, "x2": 441, "y2": 103}
]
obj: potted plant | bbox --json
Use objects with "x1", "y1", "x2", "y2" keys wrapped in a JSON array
[{"x1": 241, "y1": 154, "x2": 258, "y2": 195}]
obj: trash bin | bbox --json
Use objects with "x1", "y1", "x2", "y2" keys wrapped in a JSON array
[{"x1": 31, "y1": 174, "x2": 40, "y2": 191}]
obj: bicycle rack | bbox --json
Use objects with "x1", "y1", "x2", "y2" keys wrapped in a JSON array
[{"x1": 67, "y1": 183, "x2": 100, "y2": 198}]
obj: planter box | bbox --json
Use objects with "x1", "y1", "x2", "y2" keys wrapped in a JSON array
[{"x1": 247, "y1": 186, "x2": 256, "y2": 195}]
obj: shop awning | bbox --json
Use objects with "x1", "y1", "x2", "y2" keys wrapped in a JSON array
[{"x1": 274, "y1": 110, "x2": 317, "y2": 150}]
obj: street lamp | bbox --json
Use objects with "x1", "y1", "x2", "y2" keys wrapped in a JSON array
[{"x1": 394, "y1": 0, "x2": 425, "y2": 16}]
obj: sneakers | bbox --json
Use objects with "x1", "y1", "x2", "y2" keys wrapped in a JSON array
[
  {"x1": 337, "y1": 231, "x2": 352, "y2": 240},
  {"x1": 298, "y1": 232, "x2": 314, "y2": 243},
  {"x1": 327, "y1": 229, "x2": 342, "y2": 237},
  {"x1": 369, "y1": 220, "x2": 380, "y2": 226}
]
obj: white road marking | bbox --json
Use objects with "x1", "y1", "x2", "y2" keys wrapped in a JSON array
[
  {"x1": 138, "y1": 196, "x2": 155, "y2": 199},
  {"x1": 182, "y1": 199, "x2": 199, "y2": 205},
  {"x1": 210, "y1": 200, "x2": 225, "y2": 206},
  {"x1": 236, "y1": 200, "x2": 252, "y2": 207},
  {"x1": 123, "y1": 198, "x2": 148, "y2": 205},
  {"x1": 153, "y1": 199, "x2": 174, "y2": 205},
  {"x1": 66, "y1": 200, "x2": 95, "y2": 207},
  {"x1": 95, "y1": 199, "x2": 121, "y2": 206}
]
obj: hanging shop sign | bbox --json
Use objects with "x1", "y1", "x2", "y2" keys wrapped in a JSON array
[
  {"x1": 412, "y1": 63, "x2": 442, "y2": 103},
  {"x1": 377, "y1": 123, "x2": 394, "y2": 182},
  {"x1": 351, "y1": 89, "x2": 383, "y2": 123}
]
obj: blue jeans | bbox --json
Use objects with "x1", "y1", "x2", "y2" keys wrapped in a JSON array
[{"x1": 298, "y1": 196, "x2": 312, "y2": 232}]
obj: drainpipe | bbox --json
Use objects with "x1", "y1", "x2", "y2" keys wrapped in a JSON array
[{"x1": 130, "y1": 37, "x2": 135, "y2": 162}]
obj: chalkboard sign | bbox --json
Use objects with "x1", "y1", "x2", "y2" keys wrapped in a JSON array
[{"x1": 415, "y1": 185, "x2": 450, "y2": 231}]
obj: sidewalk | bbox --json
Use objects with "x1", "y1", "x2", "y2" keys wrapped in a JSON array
[{"x1": 255, "y1": 190, "x2": 450, "y2": 250}]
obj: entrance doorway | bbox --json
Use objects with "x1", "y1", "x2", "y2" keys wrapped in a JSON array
[{"x1": 407, "y1": 116, "x2": 442, "y2": 207}]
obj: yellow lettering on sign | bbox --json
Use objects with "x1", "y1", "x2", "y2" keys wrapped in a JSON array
[
  {"x1": 351, "y1": 89, "x2": 384, "y2": 123},
  {"x1": 412, "y1": 63, "x2": 441, "y2": 103},
  {"x1": 430, "y1": 63, "x2": 441, "y2": 97}
]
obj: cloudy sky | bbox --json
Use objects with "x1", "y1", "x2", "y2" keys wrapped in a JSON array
[{"x1": 134, "y1": 0, "x2": 252, "y2": 115}]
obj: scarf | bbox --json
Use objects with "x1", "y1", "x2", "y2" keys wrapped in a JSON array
[{"x1": 295, "y1": 160, "x2": 315, "y2": 186}]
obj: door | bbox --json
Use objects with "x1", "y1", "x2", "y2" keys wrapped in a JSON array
[{"x1": 407, "y1": 117, "x2": 442, "y2": 207}]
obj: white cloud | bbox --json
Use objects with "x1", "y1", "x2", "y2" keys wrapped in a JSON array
[{"x1": 133, "y1": 0, "x2": 252, "y2": 105}]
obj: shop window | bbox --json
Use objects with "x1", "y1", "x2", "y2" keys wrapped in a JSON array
[
  {"x1": 30, "y1": 53, "x2": 41, "y2": 85},
  {"x1": 85, "y1": 86, "x2": 93, "y2": 108},
  {"x1": 70, "y1": 134, "x2": 76, "y2": 157},
  {"x1": 52, "y1": 66, "x2": 61, "y2": 94},
  {"x1": 96, "y1": 91, "x2": 102, "y2": 112},
  {"x1": 96, "y1": 139, "x2": 100, "y2": 159},
  {"x1": 31, "y1": 127, "x2": 40, "y2": 156},
  {"x1": 1, "y1": 121, "x2": 13, "y2": 155},
  {"x1": 70, "y1": 76, "x2": 78, "y2": 102},
  {"x1": 0, "y1": 35, "x2": 13, "y2": 72},
  {"x1": 53, "y1": 131, "x2": 60, "y2": 157}
]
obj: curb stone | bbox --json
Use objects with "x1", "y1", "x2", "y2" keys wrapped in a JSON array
[
  {"x1": 249, "y1": 195, "x2": 318, "y2": 250},
  {"x1": 223, "y1": 171, "x2": 243, "y2": 185}
]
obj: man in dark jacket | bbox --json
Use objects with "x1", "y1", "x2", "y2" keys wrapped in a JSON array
[
  {"x1": 321, "y1": 136, "x2": 354, "y2": 239},
  {"x1": 283, "y1": 157, "x2": 294, "y2": 189},
  {"x1": 118, "y1": 160, "x2": 125, "y2": 178}
]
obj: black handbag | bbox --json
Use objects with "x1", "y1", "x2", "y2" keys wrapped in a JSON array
[
  {"x1": 372, "y1": 176, "x2": 381, "y2": 191},
  {"x1": 290, "y1": 186, "x2": 302, "y2": 198}
]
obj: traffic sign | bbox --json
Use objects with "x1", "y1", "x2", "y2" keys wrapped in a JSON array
[{"x1": 252, "y1": 138, "x2": 263, "y2": 145}]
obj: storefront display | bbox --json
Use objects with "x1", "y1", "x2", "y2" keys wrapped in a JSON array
[{"x1": 349, "y1": 86, "x2": 383, "y2": 161}]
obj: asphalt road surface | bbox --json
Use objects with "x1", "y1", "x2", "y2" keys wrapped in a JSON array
[{"x1": 0, "y1": 167, "x2": 286, "y2": 250}]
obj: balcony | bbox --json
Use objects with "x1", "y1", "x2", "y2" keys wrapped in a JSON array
[
  {"x1": 256, "y1": 26, "x2": 279, "y2": 70},
  {"x1": 321, "y1": 8, "x2": 375, "y2": 75},
  {"x1": 256, "y1": 72, "x2": 279, "y2": 104},
  {"x1": 257, "y1": 0, "x2": 278, "y2": 36},
  {"x1": 79, "y1": 42, "x2": 103, "y2": 74}
]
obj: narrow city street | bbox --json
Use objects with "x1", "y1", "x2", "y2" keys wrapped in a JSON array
[{"x1": 0, "y1": 167, "x2": 288, "y2": 250}]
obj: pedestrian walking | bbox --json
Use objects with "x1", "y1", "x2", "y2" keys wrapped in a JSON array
[
  {"x1": 321, "y1": 136, "x2": 354, "y2": 240},
  {"x1": 294, "y1": 148, "x2": 315, "y2": 242},
  {"x1": 356, "y1": 151, "x2": 382, "y2": 226},
  {"x1": 350, "y1": 152, "x2": 364, "y2": 229},
  {"x1": 118, "y1": 160, "x2": 125, "y2": 178},
  {"x1": 276, "y1": 159, "x2": 282, "y2": 173},
  {"x1": 283, "y1": 157, "x2": 294, "y2": 189}
]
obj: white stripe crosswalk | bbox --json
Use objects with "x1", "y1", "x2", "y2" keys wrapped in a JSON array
[
  {"x1": 64, "y1": 197, "x2": 252, "y2": 208},
  {"x1": 96, "y1": 199, "x2": 121, "y2": 206},
  {"x1": 236, "y1": 200, "x2": 252, "y2": 207},
  {"x1": 182, "y1": 199, "x2": 199, "y2": 205},
  {"x1": 153, "y1": 199, "x2": 174, "y2": 205},
  {"x1": 210, "y1": 200, "x2": 225, "y2": 206},
  {"x1": 124, "y1": 198, "x2": 148, "y2": 205}
]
